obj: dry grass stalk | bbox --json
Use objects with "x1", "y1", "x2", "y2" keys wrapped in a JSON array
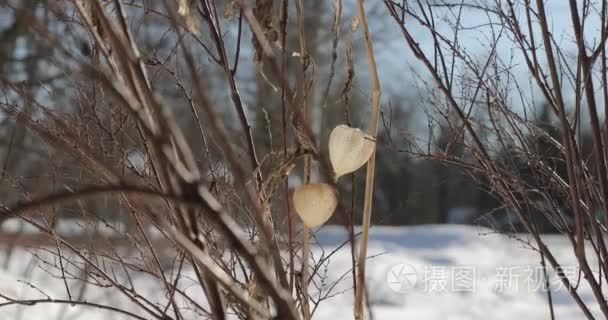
[{"x1": 353, "y1": 0, "x2": 382, "y2": 318}]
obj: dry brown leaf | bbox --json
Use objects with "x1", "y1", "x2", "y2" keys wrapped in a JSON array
[
  {"x1": 224, "y1": 0, "x2": 235, "y2": 19},
  {"x1": 177, "y1": 0, "x2": 200, "y2": 35},
  {"x1": 350, "y1": 16, "x2": 359, "y2": 32}
]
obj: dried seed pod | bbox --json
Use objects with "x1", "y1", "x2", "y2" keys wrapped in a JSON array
[
  {"x1": 329, "y1": 124, "x2": 375, "y2": 179},
  {"x1": 293, "y1": 183, "x2": 338, "y2": 228}
]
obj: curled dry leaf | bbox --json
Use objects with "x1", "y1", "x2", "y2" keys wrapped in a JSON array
[
  {"x1": 350, "y1": 16, "x2": 359, "y2": 32},
  {"x1": 293, "y1": 183, "x2": 338, "y2": 228},
  {"x1": 224, "y1": 0, "x2": 235, "y2": 20},
  {"x1": 177, "y1": 0, "x2": 200, "y2": 35},
  {"x1": 329, "y1": 124, "x2": 375, "y2": 179}
]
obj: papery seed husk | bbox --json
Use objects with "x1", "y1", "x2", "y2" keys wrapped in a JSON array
[
  {"x1": 329, "y1": 124, "x2": 375, "y2": 179},
  {"x1": 293, "y1": 183, "x2": 338, "y2": 228}
]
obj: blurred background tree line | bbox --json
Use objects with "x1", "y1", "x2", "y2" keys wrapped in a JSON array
[{"x1": 0, "y1": 0, "x2": 592, "y2": 233}]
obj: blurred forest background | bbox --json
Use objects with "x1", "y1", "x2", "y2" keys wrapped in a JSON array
[{"x1": 0, "y1": 0, "x2": 589, "y2": 232}]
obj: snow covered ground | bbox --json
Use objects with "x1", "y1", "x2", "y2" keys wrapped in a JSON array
[
  {"x1": 0, "y1": 225, "x2": 601, "y2": 319},
  {"x1": 312, "y1": 225, "x2": 601, "y2": 320}
]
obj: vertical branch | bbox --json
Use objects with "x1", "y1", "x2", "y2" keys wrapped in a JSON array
[
  {"x1": 354, "y1": 0, "x2": 381, "y2": 319},
  {"x1": 321, "y1": 0, "x2": 343, "y2": 108},
  {"x1": 199, "y1": 0, "x2": 262, "y2": 184},
  {"x1": 197, "y1": 0, "x2": 292, "y2": 295},
  {"x1": 294, "y1": 1, "x2": 311, "y2": 318},
  {"x1": 534, "y1": 0, "x2": 585, "y2": 256},
  {"x1": 279, "y1": 0, "x2": 295, "y2": 293}
]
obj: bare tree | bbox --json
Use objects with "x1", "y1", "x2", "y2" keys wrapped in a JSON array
[{"x1": 384, "y1": 0, "x2": 608, "y2": 318}]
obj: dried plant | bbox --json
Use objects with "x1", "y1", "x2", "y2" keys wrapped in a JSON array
[
  {"x1": 0, "y1": 0, "x2": 365, "y2": 319},
  {"x1": 3, "y1": 0, "x2": 608, "y2": 319}
]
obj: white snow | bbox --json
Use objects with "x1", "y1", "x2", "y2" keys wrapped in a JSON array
[
  {"x1": 310, "y1": 225, "x2": 602, "y2": 319},
  {"x1": 0, "y1": 224, "x2": 602, "y2": 319},
  {"x1": 1, "y1": 218, "x2": 127, "y2": 237}
]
